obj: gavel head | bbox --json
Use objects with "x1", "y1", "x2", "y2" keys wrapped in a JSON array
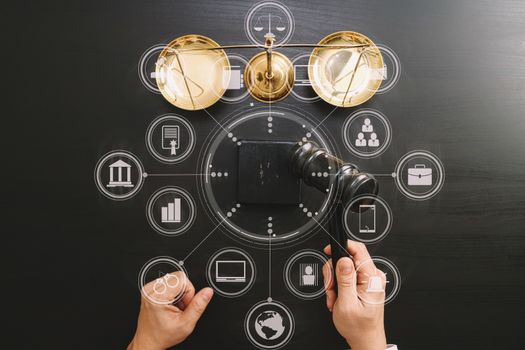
[{"x1": 290, "y1": 141, "x2": 378, "y2": 212}]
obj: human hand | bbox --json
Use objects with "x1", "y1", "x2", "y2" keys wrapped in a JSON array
[
  {"x1": 323, "y1": 240, "x2": 387, "y2": 350},
  {"x1": 128, "y1": 272, "x2": 214, "y2": 350}
]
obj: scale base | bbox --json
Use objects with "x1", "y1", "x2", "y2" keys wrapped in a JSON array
[{"x1": 244, "y1": 51, "x2": 294, "y2": 103}]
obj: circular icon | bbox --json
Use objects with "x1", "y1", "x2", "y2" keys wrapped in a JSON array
[
  {"x1": 198, "y1": 106, "x2": 338, "y2": 247},
  {"x1": 342, "y1": 109, "x2": 392, "y2": 159},
  {"x1": 371, "y1": 44, "x2": 401, "y2": 94},
  {"x1": 245, "y1": 300, "x2": 295, "y2": 349},
  {"x1": 290, "y1": 53, "x2": 321, "y2": 103},
  {"x1": 94, "y1": 150, "x2": 145, "y2": 201},
  {"x1": 394, "y1": 150, "x2": 445, "y2": 200},
  {"x1": 355, "y1": 256, "x2": 400, "y2": 305},
  {"x1": 210, "y1": 54, "x2": 250, "y2": 104},
  {"x1": 244, "y1": 1, "x2": 295, "y2": 47},
  {"x1": 138, "y1": 256, "x2": 188, "y2": 305},
  {"x1": 138, "y1": 44, "x2": 167, "y2": 94},
  {"x1": 308, "y1": 31, "x2": 384, "y2": 107},
  {"x1": 206, "y1": 247, "x2": 257, "y2": 298},
  {"x1": 283, "y1": 250, "x2": 331, "y2": 299},
  {"x1": 155, "y1": 35, "x2": 229, "y2": 111},
  {"x1": 145, "y1": 114, "x2": 196, "y2": 164},
  {"x1": 343, "y1": 195, "x2": 393, "y2": 244},
  {"x1": 146, "y1": 187, "x2": 196, "y2": 236}
]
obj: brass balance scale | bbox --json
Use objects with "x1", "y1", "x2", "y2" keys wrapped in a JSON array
[{"x1": 154, "y1": 30, "x2": 384, "y2": 110}]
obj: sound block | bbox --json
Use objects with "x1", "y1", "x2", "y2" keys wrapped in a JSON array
[{"x1": 237, "y1": 140, "x2": 301, "y2": 205}]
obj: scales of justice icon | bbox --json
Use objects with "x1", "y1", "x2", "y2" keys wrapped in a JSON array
[{"x1": 153, "y1": 27, "x2": 384, "y2": 110}]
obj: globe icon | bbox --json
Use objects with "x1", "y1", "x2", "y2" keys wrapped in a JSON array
[{"x1": 254, "y1": 310, "x2": 285, "y2": 340}]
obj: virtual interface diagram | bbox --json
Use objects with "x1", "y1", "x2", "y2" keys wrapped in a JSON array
[{"x1": 94, "y1": 2, "x2": 445, "y2": 348}]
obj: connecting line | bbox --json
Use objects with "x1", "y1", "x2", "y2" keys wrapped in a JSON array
[
  {"x1": 269, "y1": 63, "x2": 272, "y2": 127},
  {"x1": 311, "y1": 47, "x2": 365, "y2": 133},
  {"x1": 325, "y1": 172, "x2": 394, "y2": 179},
  {"x1": 201, "y1": 106, "x2": 230, "y2": 134},
  {"x1": 310, "y1": 105, "x2": 339, "y2": 133},
  {"x1": 173, "y1": 50, "x2": 196, "y2": 110},
  {"x1": 342, "y1": 51, "x2": 363, "y2": 104},
  {"x1": 171, "y1": 52, "x2": 229, "y2": 134},
  {"x1": 188, "y1": 89, "x2": 229, "y2": 135},
  {"x1": 268, "y1": 70, "x2": 273, "y2": 300},
  {"x1": 144, "y1": 173, "x2": 208, "y2": 177},
  {"x1": 268, "y1": 231, "x2": 272, "y2": 299},
  {"x1": 182, "y1": 216, "x2": 226, "y2": 262},
  {"x1": 371, "y1": 173, "x2": 396, "y2": 178},
  {"x1": 311, "y1": 216, "x2": 351, "y2": 258}
]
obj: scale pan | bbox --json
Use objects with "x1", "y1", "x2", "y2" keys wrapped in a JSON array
[
  {"x1": 308, "y1": 31, "x2": 384, "y2": 107},
  {"x1": 155, "y1": 35, "x2": 230, "y2": 111}
]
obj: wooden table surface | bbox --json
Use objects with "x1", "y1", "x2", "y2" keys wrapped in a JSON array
[{"x1": 4, "y1": 0, "x2": 525, "y2": 349}]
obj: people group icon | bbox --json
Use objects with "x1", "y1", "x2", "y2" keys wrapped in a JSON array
[
  {"x1": 355, "y1": 118, "x2": 380, "y2": 148},
  {"x1": 369, "y1": 132, "x2": 379, "y2": 147},
  {"x1": 362, "y1": 118, "x2": 373, "y2": 132}
]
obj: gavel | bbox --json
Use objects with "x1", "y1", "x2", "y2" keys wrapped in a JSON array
[{"x1": 290, "y1": 141, "x2": 378, "y2": 290}]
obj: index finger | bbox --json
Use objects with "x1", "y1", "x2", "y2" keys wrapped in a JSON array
[{"x1": 177, "y1": 276, "x2": 196, "y2": 310}]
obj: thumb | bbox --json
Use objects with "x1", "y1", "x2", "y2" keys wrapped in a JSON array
[
  {"x1": 336, "y1": 257, "x2": 358, "y2": 303},
  {"x1": 181, "y1": 287, "x2": 214, "y2": 327}
]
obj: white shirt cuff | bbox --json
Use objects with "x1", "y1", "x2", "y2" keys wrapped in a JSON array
[{"x1": 348, "y1": 345, "x2": 397, "y2": 350}]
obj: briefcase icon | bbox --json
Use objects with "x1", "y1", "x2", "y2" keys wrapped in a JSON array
[{"x1": 407, "y1": 164, "x2": 432, "y2": 186}]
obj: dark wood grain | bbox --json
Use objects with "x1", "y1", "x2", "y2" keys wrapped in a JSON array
[{"x1": 4, "y1": 0, "x2": 525, "y2": 349}]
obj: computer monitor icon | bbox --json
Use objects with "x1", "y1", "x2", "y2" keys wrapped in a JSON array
[
  {"x1": 215, "y1": 260, "x2": 246, "y2": 282},
  {"x1": 222, "y1": 66, "x2": 244, "y2": 90},
  {"x1": 294, "y1": 64, "x2": 311, "y2": 86}
]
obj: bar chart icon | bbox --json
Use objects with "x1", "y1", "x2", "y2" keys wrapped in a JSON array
[{"x1": 161, "y1": 198, "x2": 181, "y2": 223}]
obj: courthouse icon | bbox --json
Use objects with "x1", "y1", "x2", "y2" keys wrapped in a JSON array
[{"x1": 107, "y1": 160, "x2": 134, "y2": 187}]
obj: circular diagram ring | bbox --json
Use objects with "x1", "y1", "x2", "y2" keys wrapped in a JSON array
[
  {"x1": 342, "y1": 109, "x2": 392, "y2": 159},
  {"x1": 355, "y1": 256, "x2": 401, "y2": 305},
  {"x1": 394, "y1": 150, "x2": 445, "y2": 201},
  {"x1": 290, "y1": 53, "x2": 321, "y2": 103},
  {"x1": 145, "y1": 114, "x2": 196, "y2": 164},
  {"x1": 197, "y1": 105, "x2": 338, "y2": 247},
  {"x1": 210, "y1": 53, "x2": 251, "y2": 104},
  {"x1": 244, "y1": 299, "x2": 295, "y2": 350},
  {"x1": 372, "y1": 44, "x2": 401, "y2": 94},
  {"x1": 94, "y1": 150, "x2": 145, "y2": 201},
  {"x1": 138, "y1": 43, "x2": 167, "y2": 94},
  {"x1": 205, "y1": 247, "x2": 257, "y2": 298},
  {"x1": 244, "y1": 1, "x2": 295, "y2": 48},
  {"x1": 342, "y1": 195, "x2": 393, "y2": 244},
  {"x1": 283, "y1": 249, "x2": 331, "y2": 300},
  {"x1": 138, "y1": 256, "x2": 188, "y2": 305}
]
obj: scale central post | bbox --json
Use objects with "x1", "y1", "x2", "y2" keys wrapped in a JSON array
[
  {"x1": 244, "y1": 32, "x2": 295, "y2": 103},
  {"x1": 265, "y1": 33, "x2": 275, "y2": 80}
]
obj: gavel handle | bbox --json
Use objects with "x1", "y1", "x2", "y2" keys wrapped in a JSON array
[{"x1": 328, "y1": 203, "x2": 349, "y2": 294}]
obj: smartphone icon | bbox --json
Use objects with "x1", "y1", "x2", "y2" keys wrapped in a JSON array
[{"x1": 359, "y1": 204, "x2": 376, "y2": 233}]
